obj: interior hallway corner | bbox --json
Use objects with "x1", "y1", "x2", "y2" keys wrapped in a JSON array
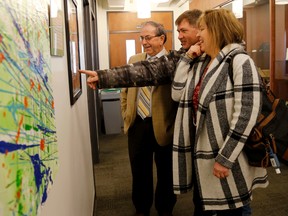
[{"x1": 94, "y1": 133, "x2": 288, "y2": 216}]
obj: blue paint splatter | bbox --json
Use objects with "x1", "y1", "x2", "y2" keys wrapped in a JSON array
[
  {"x1": 37, "y1": 125, "x2": 56, "y2": 135},
  {"x1": 29, "y1": 153, "x2": 53, "y2": 204},
  {"x1": 0, "y1": 140, "x2": 39, "y2": 154}
]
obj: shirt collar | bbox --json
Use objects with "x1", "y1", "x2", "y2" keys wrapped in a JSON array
[{"x1": 146, "y1": 48, "x2": 166, "y2": 60}]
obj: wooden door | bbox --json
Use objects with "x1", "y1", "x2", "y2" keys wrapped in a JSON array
[{"x1": 108, "y1": 11, "x2": 174, "y2": 67}]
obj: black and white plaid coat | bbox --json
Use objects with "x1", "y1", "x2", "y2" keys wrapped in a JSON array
[
  {"x1": 97, "y1": 43, "x2": 269, "y2": 211},
  {"x1": 172, "y1": 43, "x2": 268, "y2": 210}
]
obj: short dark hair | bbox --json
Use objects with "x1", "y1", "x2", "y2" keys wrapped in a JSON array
[
  {"x1": 141, "y1": 21, "x2": 167, "y2": 44},
  {"x1": 175, "y1": 9, "x2": 202, "y2": 27}
]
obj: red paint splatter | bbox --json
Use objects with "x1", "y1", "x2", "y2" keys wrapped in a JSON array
[
  {"x1": 15, "y1": 115, "x2": 24, "y2": 144},
  {"x1": 24, "y1": 96, "x2": 28, "y2": 108},
  {"x1": 40, "y1": 139, "x2": 45, "y2": 151},
  {"x1": 0, "y1": 53, "x2": 5, "y2": 63},
  {"x1": 30, "y1": 79, "x2": 35, "y2": 90},
  {"x1": 16, "y1": 189, "x2": 21, "y2": 199}
]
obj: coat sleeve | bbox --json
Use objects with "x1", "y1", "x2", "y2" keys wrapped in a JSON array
[
  {"x1": 96, "y1": 50, "x2": 184, "y2": 89},
  {"x1": 172, "y1": 54, "x2": 196, "y2": 102},
  {"x1": 216, "y1": 54, "x2": 262, "y2": 169}
]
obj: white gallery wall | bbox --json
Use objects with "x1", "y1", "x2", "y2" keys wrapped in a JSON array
[{"x1": 40, "y1": 0, "x2": 95, "y2": 215}]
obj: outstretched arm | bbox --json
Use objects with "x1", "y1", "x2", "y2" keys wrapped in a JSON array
[
  {"x1": 79, "y1": 49, "x2": 185, "y2": 90},
  {"x1": 78, "y1": 69, "x2": 98, "y2": 90}
]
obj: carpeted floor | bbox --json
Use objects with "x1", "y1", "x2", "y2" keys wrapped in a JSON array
[{"x1": 94, "y1": 133, "x2": 288, "y2": 216}]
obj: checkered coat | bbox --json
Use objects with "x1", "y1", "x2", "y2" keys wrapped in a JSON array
[{"x1": 172, "y1": 44, "x2": 268, "y2": 210}]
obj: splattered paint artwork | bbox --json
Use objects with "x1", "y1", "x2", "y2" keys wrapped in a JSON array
[{"x1": 0, "y1": 0, "x2": 58, "y2": 215}]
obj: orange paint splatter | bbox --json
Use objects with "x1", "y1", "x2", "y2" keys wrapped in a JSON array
[
  {"x1": 15, "y1": 115, "x2": 24, "y2": 144},
  {"x1": 51, "y1": 100, "x2": 55, "y2": 109},
  {"x1": 45, "y1": 98, "x2": 48, "y2": 104},
  {"x1": 0, "y1": 35, "x2": 2, "y2": 43},
  {"x1": 7, "y1": 169, "x2": 11, "y2": 178},
  {"x1": 24, "y1": 96, "x2": 28, "y2": 108},
  {"x1": 38, "y1": 83, "x2": 41, "y2": 92},
  {"x1": 2, "y1": 163, "x2": 5, "y2": 168},
  {"x1": 3, "y1": 111, "x2": 6, "y2": 117},
  {"x1": 40, "y1": 139, "x2": 45, "y2": 151},
  {"x1": 30, "y1": 79, "x2": 35, "y2": 90},
  {"x1": 0, "y1": 53, "x2": 5, "y2": 63},
  {"x1": 12, "y1": 153, "x2": 15, "y2": 160},
  {"x1": 16, "y1": 189, "x2": 21, "y2": 199}
]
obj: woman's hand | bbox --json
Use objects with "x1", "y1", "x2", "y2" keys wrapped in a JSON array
[
  {"x1": 186, "y1": 42, "x2": 202, "y2": 59},
  {"x1": 78, "y1": 69, "x2": 98, "y2": 90},
  {"x1": 213, "y1": 162, "x2": 229, "y2": 179}
]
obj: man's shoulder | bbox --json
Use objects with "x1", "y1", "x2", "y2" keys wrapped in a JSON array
[{"x1": 128, "y1": 53, "x2": 146, "y2": 63}]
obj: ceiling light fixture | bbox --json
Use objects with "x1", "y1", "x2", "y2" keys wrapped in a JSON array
[
  {"x1": 152, "y1": 0, "x2": 170, "y2": 3},
  {"x1": 232, "y1": 0, "x2": 243, "y2": 19},
  {"x1": 275, "y1": 0, "x2": 288, "y2": 5},
  {"x1": 136, "y1": 0, "x2": 151, "y2": 18}
]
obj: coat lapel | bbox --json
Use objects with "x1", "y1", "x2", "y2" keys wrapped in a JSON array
[{"x1": 196, "y1": 45, "x2": 242, "y2": 138}]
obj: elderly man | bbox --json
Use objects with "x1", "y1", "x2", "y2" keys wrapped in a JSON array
[{"x1": 121, "y1": 21, "x2": 177, "y2": 216}]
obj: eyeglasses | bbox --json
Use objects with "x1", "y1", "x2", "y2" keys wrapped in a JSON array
[{"x1": 140, "y1": 35, "x2": 160, "y2": 41}]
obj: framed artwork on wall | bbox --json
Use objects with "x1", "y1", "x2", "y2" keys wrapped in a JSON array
[
  {"x1": 64, "y1": 0, "x2": 82, "y2": 105},
  {"x1": 49, "y1": 0, "x2": 64, "y2": 56}
]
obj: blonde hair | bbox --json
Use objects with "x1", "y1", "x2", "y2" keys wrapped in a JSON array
[{"x1": 198, "y1": 9, "x2": 244, "y2": 49}]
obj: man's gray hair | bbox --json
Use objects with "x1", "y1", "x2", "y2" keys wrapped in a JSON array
[{"x1": 141, "y1": 21, "x2": 167, "y2": 44}]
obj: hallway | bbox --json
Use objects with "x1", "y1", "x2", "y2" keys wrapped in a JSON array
[{"x1": 94, "y1": 133, "x2": 288, "y2": 216}]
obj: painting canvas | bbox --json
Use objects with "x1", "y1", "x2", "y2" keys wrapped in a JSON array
[{"x1": 0, "y1": 0, "x2": 58, "y2": 215}]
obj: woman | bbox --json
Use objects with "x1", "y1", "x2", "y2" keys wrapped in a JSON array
[
  {"x1": 172, "y1": 9, "x2": 267, "y2": 215},
  {"x1": 80, "y1": 9, "x2": 268, "y2": 216}
]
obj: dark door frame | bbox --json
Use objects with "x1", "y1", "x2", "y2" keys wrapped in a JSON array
[{"x1": 83, "y1": 0, "x2": 101, "y2": 215}]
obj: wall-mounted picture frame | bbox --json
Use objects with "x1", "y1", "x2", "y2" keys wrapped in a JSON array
[
  {"x1": 49, "y1": 0, "x2": 64, "y2": 56},
  {"x1": 64, "y1": 0, "x2": 82, "y2": 105}
]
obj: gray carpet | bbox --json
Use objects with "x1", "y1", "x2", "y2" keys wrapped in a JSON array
[{"x1": 94, "y1": 133, "x2": 288, "y2": 216}]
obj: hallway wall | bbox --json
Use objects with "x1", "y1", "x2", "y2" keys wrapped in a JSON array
[{"x1": 39, "y1": 0, "x2": 95, "y2": 215}]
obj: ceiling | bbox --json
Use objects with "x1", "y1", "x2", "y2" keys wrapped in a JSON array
[
  {"x1": 106, "y1": 0, "x2": 190, "y2": 9},
  {"x1": 106, "y1": 0, "x2": 125, "y2": 8}
]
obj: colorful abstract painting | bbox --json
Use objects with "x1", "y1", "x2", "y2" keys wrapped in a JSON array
[{"x1": 0, "y1": 0, "x2": 58, "y2": 215}]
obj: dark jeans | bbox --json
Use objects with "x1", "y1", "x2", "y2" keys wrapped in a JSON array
[{"x1": 128, "y1": 115, "x2": 176, "y2": 214}]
